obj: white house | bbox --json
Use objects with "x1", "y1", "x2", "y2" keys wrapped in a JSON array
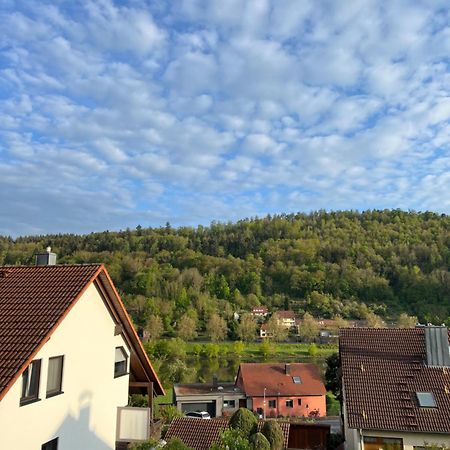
[
  {"x1": 0, "y1": 253, "x2": 164, "y2": 450},
  {"x1": 340, "y1": 326, "x2": 450, "y2": 450}
]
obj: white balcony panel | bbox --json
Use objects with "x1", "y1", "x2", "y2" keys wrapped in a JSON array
[{"x1": 117, "y1": 406, "x2": 150, "y2": 442}]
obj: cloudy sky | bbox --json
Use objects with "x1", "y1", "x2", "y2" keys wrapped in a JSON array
[{"x1": 1, "y1": 0, "x2": 449, "y2": 236}]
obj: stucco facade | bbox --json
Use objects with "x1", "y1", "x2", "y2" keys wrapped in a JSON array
[
  {"x1": 0, "y1": 283, "x2": 130, "y2": 450},
  {"x1": 252, "y1": 395, "x2": 325, "y2": 418}
]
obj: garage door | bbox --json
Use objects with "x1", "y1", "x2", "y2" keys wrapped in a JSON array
[{"x1": 181, "y1": 402, "x2": 216, "y2": 417}]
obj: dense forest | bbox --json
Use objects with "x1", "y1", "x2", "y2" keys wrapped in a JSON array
[{"x1": 1, "y1": 210, "x2": 450, "y2": 335}]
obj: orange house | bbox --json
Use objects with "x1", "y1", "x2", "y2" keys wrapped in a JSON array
[{"x1": 236, "y1": 363, "x2": 326, "y2": 418}]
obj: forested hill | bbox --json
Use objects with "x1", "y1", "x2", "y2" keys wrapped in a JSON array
[{"x1": 1, "y1": 210, "x2": 450, "y2": 328}]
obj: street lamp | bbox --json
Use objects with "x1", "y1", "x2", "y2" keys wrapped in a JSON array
[{"x1": 263, "y1": 387, "x2": 267, "y2": 420}]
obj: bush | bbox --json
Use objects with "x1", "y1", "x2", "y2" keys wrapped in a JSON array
[
  {"x1": 261, "y1": 421, "x2": 284, "y2": 450},
  {"x1": 128, "y1": 438, "x2": 159, "y2": 450},
  {"x1": 229, "y1": 408, "x2": 257, "y2": 438},
  {"x1": 308, "y1": 343, "x2": 318, "y2": 357},
  {"x1": 326, "y1": 392, "x2": 340, "y2": 416},
  {"x1": 164, "y1": 438, "x2": 194, "y2": 449},
  {"x1": 156, "y1": 404, "x2": 182, "y2": 423},
  {"x1": 210, "y1": 429, "x2": 251, "y2": 450},
  {"x1": 129, "y1": 393, "x2": 148, "y2": 407},
  {"x1": 250, "y1": 432, "x2": 271, "y2": 450}
]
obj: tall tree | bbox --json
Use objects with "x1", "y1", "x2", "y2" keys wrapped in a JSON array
[
  {"x1": 298, "y1": 312, "x2": 319, "y2": 342},
  {"x1": 176, "y1": 314, "x2": 198, "y2": 340},
  {"x1": 206, "y1": 313, "x2": 227, "y2": 342},
  {"x1": 145, "y1": 314, "x2": 164, "y2": 341},
  {"x1": 237, "y1": 314, "x2": 257, "y2": 342}
]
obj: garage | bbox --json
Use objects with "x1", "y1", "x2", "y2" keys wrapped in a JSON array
[{"x1": 181, "y1": 401, "x2": 216, "y2": 417}]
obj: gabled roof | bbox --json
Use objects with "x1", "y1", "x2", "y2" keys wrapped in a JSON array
[
  {"x1": 236, "y1": 363, "x2": 326, "y2": 397},
  {"x1": 165, "y1": 417, "x2": 290, "y2": 450},
  {"x1": 275, "y1": 310, "x2": 296, "y2": 319},
  {"x1": 165, "y1": 417, "x2": 228, "y2": 450},
  {"x1": 0, "y1": 264, "x2": 164, "y2": 400},
  {"x1": 340, "y1": 327, "x2": 450, "y2": 433}
]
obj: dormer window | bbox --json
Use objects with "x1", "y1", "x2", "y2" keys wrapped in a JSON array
[
  {"x1": 416, "y1": 392, "x2": 436, "y2": 408},
  {"x1": 114, "y1": 347, "x2": 128, "y2": 378},
  {"x1": 20, "y1": 359, "x2": 41, "y2": 406}
]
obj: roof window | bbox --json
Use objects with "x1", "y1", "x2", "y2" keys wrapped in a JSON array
[
  {"x1": 292, "y1": 376, "x2": 301, "y2": 384},
  {"x1": 416, "y1": 392, "x2": 436, "y2": 407}
]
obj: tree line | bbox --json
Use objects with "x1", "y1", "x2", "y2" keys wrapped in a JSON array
[{"x1": 1, "y1": 210, "x2": 449, "y2": 334}]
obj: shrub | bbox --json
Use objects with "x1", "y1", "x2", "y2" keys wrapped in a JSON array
[
  {"x1": 308, "y1": 343, "x2": 318, "y2": 357},
  {"x1": 261, "y1": 421, "x2": 284, "y2": 450},
  {"x1": 210, "y1": 429, "x2": 251, "y2": 450},
  {"x1": 250, "y1": 432, "x2": 271, "y2": 450},
  {"x1": 164, "y1": 438, "x2": 194, "y2": 450},
  {"x1": 128, "y1": 438, "x2": 159, "y2": 450},
  {"x1": 229, "y1": 408, "x2": 257, "y2": 438},
  {"x1": 156, "y1": 404, "x2": 182, "y2": 423}
]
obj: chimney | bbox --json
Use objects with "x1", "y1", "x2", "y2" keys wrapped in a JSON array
[
  {"x1": 425, "y1": 326, "x2": 450, "y2": 367},
  {"x1": 36, "y1": 247, "x2": 57, "y2": 266},
  {"x1": 285, "y1": 363, "x2": 291, "y2": 375}
]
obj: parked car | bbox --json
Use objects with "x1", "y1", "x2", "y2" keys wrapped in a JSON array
[{"x1": 185, "y1": 411, "x2": 211, "y2": 419}]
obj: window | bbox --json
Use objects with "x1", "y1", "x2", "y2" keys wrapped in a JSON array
[
  {"x1": 363, "y1": 436, "x2": 402, "y2": 450},
  {"x1": 298, "y1": 399, "x2": 302, "y2": 406},
  {"x1": 114, "y1": 347, "x2": 128, "y2": 378},
  {"x1": 286, "y1": 399, "x2": 294, "y2": 408},
  {"x1": 292, "y1": 376, "x2": 301, "y2": 384},
  {"x1": 47, "y1": 356, "x2": 64, "y2": 398},
  {"x1": 416, "y1": 392, "x2": 436, "y2": 407},
  {"x1": 21, "y1": 359, "x2": 41, "y2": 405},
  {"x1": 42, "y1": 437, "x2": 58, "y2": 450},
  {"x1": 224, "y1": 400, "x2": 236, "y2": 408},
  {"x1": 268, "y1": 399, "x2": 276, "y2": 408}
]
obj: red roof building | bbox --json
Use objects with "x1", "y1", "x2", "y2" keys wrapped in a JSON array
[
  {"x1": 236, "y1": 363, "x2": 326, "y2": 418},
  {"x1": 340, "y1": 327, "x2": 450, "y2": 450}
]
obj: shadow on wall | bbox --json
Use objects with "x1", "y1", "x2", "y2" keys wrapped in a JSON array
[{"x1": 53, "y1": 391, "x2": 113, "y2": 450}]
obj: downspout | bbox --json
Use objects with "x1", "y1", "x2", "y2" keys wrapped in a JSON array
[{"x1": 359, "y1": 429, "x2": 364, "y2": 450}]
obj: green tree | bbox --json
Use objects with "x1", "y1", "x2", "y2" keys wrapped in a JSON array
[
  {"x1": 145, "y1": 314, "x2": 164, "y2": 341},
  {"x1": 233, "y1": 340, "x2": 245, "y2": 357},
  {"x1": 164, "y1": 438, "x2": 194, "y2": 450},
  {"x1": 260, "y1": 339, "x2": 274, "y2": 360},
  {"x1": 249, "y1": 432, "x2": 271, "y2": 450},
  {"x1": 265, "y1": 316, "x2": 288, "y2": 342},
  {"x1": 210, "y1": 429, "x2": 251, "y2": 450},
  {"x1": 177, "y1": 314, "x2": 198, "y2": 340},
  {"x1": 298, "y1": 312, "x2": 319, "y2": 342},
  {"x1": 324, "y1": 353, "x2": 341, "y2": 399},
  {"x1": 397, "y1": 313, "x2": 417, "y2": 328},
  {"x1": 366, "y1": 311, "x2": 386, "y2": 328},
  {"x1": 229, "y1": 408, "x2": 257, "y2": 438},
  {"x1": 206, "y1": 313, "x2": 227, "y2": 342},
  {"x1": 261, "y1": 421, "x2": 284, "y2": 450},
  {"x1": 308, "y1": 343, "x2": 318, "y2": 357},
  {"x1": 237, "y1": 313, "x2": 257, "y2": 342}
]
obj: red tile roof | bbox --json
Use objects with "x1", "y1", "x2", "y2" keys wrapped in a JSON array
[
  {"x1": 237, "y1": 363, "x2": 326, "y2": 397},
  {"x1": 340, "y1": 327, "x2": 450, "y2": 433},
  {"x1": 165, "y1": 417, "x2": 290, "y2": 450},
  {"x1": 0, "y1": 264, "x2": 163, "y2": 400},
  {"x1": 165, "y1": 418, "x2": 228, "y2": 450}
]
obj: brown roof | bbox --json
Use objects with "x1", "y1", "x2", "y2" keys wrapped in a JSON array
[
  {"x1": 165, "y1": 417, "x2": 228, "y2": 450},
  {"x1": 0, "y1": 264, "x2": 163, "y2": 400},
  {"x1": 174, "y1": 383, "x2": 243, "y2": 396},
  {"x1": 275, "y1": 310, "x2": 296, "y2": 319},
  {"x1": 340, "y1": 327, "x2": 450, "y2": 433},
  {"x1": 237, "y1": 363, "x2": 326, "y2": 397},
  {"x1": 166, "y1": 417, "x2": 290, "y2": 450}
]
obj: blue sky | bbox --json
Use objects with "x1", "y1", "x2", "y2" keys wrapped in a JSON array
[{"x1": 0, "y1": 0, "x2": 449, "y2": 236}]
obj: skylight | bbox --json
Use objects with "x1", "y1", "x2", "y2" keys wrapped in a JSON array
[
  {"x1": 292, "y1": 376, "x2": 301, "y2": 384},
  {"x1": 416, "y1": 392, "x2": 437, "y2": 407}
]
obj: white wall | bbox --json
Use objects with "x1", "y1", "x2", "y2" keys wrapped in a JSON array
[
  {"x1": 345, "y1": 424, "x2": 450, "y2": 450},
  {"x1": 0, "y1": 283, "x2": 130, "y2": 450}
]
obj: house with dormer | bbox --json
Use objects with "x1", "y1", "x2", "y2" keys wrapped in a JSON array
[
  {"x1": 340, "y1": 327, "x2": 450, "y2": 450},
  {"x1": 0, "y1": 250, "x2": 164, "y2": 450}
]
